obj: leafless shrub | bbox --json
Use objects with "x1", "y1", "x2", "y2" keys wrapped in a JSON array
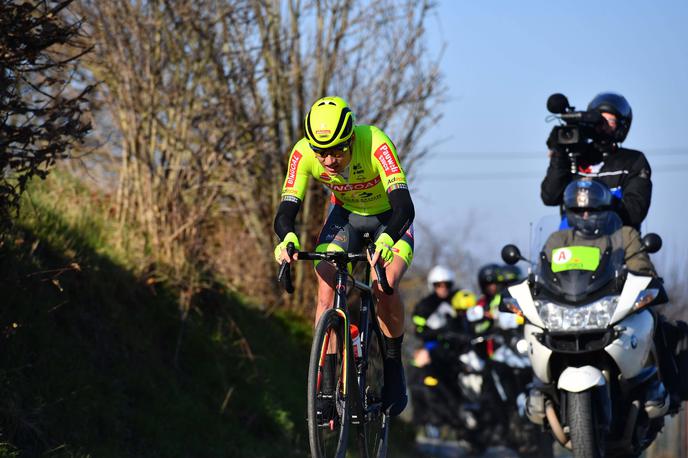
[
  {"x1": 76, "y1": 0, "x2": 444, "y2": 316},
  {"x1": 0, "y1": 0, "x2": 92, "y2": 227}
]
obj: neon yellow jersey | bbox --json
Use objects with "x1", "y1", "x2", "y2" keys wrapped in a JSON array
[{"x1": 281, "y1": 125, "x2": 408, "y2": 215}]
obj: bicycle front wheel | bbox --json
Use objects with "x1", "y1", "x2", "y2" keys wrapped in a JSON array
[
  {"x1": 307, "y1": 308, "x2": 350, "y2": 458},
  {"x1": 358, "y1": 321, "x2": 389, "y2": 458}
]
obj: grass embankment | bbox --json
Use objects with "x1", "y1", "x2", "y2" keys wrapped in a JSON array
[{"x1": 0, "y1": 175, "x2": 311, "y2": 457}]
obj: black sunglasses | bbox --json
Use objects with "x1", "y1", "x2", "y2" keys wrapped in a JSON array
[{"x1": 310, "y1": 139, "x2": 352, "y2": 158}]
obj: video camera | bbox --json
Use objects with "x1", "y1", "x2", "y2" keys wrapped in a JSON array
[{"x1": 546, "y1": 93, "x2": 607, "y2": 150}]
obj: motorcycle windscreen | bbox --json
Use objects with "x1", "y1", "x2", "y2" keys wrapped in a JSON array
[
  {"x1": 538, "y1": 243, "x2": 623, "y2": 303},
  {"x1": 530, "y1": 215, "x2": 563, "y2": 263},
  {"x1": 534, "y1": 213, "x2": 625, "y2": 303}
]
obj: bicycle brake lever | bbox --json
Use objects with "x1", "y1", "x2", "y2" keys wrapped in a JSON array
[
  {"x1": 367, "y1": 244, "x2": 394, "y2": 295},
  {"x1": 278, "y1": 242, "x2": 295, "y2": 294}
]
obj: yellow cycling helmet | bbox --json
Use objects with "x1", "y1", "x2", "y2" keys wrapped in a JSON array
[
  {"x1": 451, "y1": 289, "x2": 477, "y2": 311},
  {"x1": 304, "y1": 96, "x2": 355, "y2": 149}
]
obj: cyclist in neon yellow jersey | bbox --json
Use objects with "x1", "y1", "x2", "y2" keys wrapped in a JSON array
[{"x1": 274, "y1": 96, "x2": 415, "y2": 417}]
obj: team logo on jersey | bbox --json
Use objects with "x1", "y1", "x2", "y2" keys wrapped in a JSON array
[
  {"x1": 326, "y1": 176, "x2": 381, "y2": 192},
  {"x1": 285, "y1": 151, "x2": 302, "y2": 188},
  {"x1": 374, "y1": 143, "x2": 400, "y2": 176},
  {"x1": 319, "y1": 173, "x2": 332, "y2": 181}
]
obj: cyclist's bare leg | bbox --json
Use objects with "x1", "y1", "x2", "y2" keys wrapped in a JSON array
[
  {"x1": 371, "y1": 255, "x2": 408, "y2": 338},
  {"x1": 315, "y1": 261, "x2": 337, "y2": 327},
  {"x1": 315, "y1": 262, "x2": 339, "y2": 358},
  {"x1": 371, "y1": 254, "x2": 409, "y2": 416}
]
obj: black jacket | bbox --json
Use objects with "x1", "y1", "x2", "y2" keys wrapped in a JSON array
[
  {"x1": 412, "y1": 292, "x2": 469, "y2": 343},
  {"x1": 541, "y1": 145, "x2": 652, "y2": 230}
]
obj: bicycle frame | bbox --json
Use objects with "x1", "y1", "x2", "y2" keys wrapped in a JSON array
[
  {"x1": 317, "y1": 255, "x2": 386, "y2": 413},
  {"x1": 278, "y1": 242, "x2": 393, "y2": 457}
]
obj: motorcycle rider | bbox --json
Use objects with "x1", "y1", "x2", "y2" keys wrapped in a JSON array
[
  {"x1": 473, "y1": 264, "x2": 506, "y2": 334},
  {"x1": 543, "y1": 179, "x2": 655, "y2": 275},
  {"x1": 541, "y1": 92, "x2": 652, "y2": 231},
  {"x1": 473, "y1": 264, "x2": 523, "y2": 331},
  {"x1": 410, "y1": 266, "x2": 476, "y2": 435}
]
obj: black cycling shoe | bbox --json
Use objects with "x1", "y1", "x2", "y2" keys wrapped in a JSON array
[{"x1": 382, "y1": 358, "x2": 408, "y2": 417}]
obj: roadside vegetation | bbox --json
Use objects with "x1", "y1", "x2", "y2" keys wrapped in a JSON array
[{"x1": 0, "y1": 175, "x2": 313, "y2": 456}]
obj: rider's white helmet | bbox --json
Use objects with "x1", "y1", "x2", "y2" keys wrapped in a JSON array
[{"x1": 427, "y1": 265, "x2": 455, "y2": 292}]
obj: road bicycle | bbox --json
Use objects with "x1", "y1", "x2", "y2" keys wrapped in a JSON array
[{"x1": 278, "y1": 239, "x2": 394, "y2": 458}]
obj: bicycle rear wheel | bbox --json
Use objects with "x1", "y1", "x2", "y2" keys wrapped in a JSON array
[
  {"x1": 308, "y1": 308, "x2": 350, "y2": 458},
  {"x1": 357, "y1": 321, "x2": 389, "y2": 457}
]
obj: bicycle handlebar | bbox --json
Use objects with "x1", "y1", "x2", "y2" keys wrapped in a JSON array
[
  {"x1": 276, "y1": 243, "x2": 394, "y2": 295},
  {"x1": 366, "y1": 245, "x2": 394, "y2": 295},
  {"x1": 277, "y1": 243, "x2": 296, "y2": 293}
]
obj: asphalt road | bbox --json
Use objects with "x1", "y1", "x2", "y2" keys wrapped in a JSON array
[
  {"x1": 414, "y1": 439, "x2": 520, "y2": 457},
  {"x1": 413, "y1": 436, "x2": 570, "y2": 458}
]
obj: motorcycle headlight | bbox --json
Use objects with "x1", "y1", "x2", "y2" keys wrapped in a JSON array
[{"x1": 535, "y1": 296, "x2": 619, "y2": 331}]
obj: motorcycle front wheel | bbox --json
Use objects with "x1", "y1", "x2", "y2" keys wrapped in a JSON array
[{"x1": 567, "y1": 390, "x2": 605, "y2": 458}]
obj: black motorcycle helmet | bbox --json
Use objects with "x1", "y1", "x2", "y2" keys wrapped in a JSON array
[
  {"x1": 478, "y1": 263, "x2": 502, "y2": 291},
  {"x1": 501, "y1": 264, "x2": 522, "y2": 283},
  {"x1": 587, "y1": 92, "x2": 633, "y2": 143},
  {"x1": 564, "y1": 179, "x2": 621, "y2": 236}
]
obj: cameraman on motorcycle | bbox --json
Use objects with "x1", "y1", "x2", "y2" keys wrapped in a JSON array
[
  {"x1": 541, "y1": 92, "x2": 652, "y2": 231},
  {"x1": 410, "y1": 266, "x2": 476, "y2": 436}
]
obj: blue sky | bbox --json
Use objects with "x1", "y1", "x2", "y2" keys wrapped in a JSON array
[{"x1": 410, "y1": 0, "x2": 688, "y2": 271}]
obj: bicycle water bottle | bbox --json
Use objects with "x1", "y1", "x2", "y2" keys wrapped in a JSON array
[{"x1": 350, "y1": 324, "x2": 362, "y2": 359}]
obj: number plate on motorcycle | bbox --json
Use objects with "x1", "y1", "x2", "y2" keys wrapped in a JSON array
[{"x1": 550, "y1": 246, "x2": 600, "y2": 272}]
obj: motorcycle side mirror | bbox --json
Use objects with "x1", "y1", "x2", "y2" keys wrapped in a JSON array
[
  {"x1": 642, "y1": 233, "x2": 662, "y2": 254},
  {"x1": 501, "y1": 244, "x2": 524, "y2": 265}
]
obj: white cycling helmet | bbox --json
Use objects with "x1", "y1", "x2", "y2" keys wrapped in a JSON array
[{"x1": 427, "y1": 265, "x2": 455, "y2": 292}]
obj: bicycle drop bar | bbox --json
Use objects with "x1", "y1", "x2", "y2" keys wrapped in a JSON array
[
  {"x1": 276, "y1": 243, "x2": 394, "y2": 295},
  {"x1": 277, "y1": 243, "x2": 296, "y2": 294},
  {"x1": 366, "y1": 244, "x2": 394, "y2": 296}
]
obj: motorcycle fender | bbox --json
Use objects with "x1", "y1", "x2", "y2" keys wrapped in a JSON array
[
  {"x1": 604, "y1": 310, "x2": 654, "y2": 379},
  {"x1": 525, "y1": 323, "x2": 551, "y2": 383},
  {"x1": 557, "y1": 366, "x2": 606, "y2": 393}
]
